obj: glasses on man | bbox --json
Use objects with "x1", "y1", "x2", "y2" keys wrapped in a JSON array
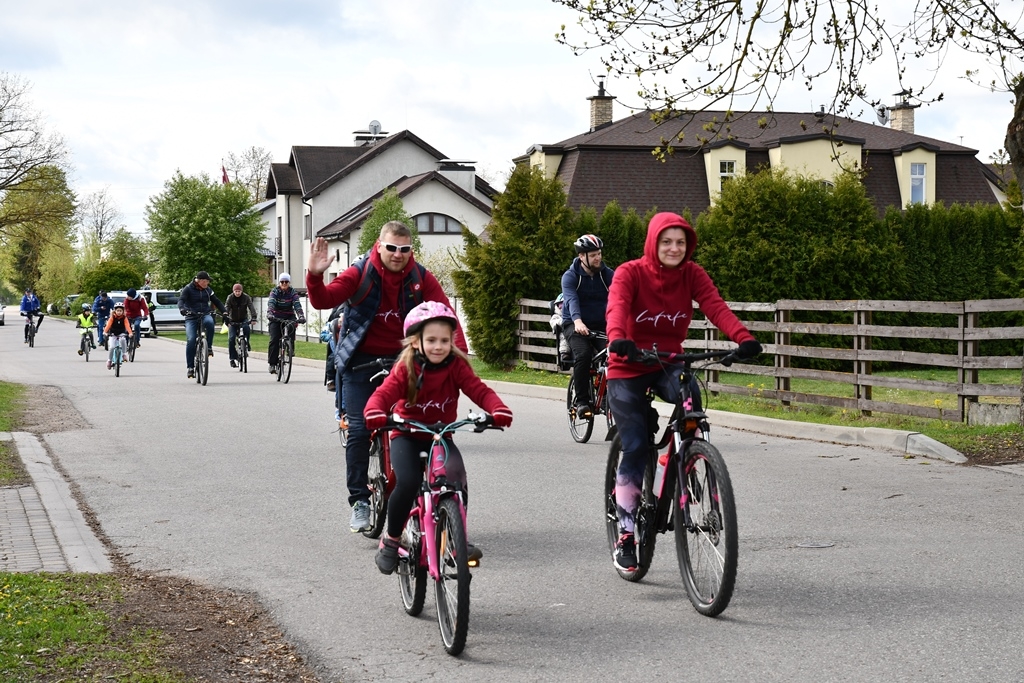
[
  {"x1": 382, "y1": 242, "x2": 412, "y2": 254},
  {"x1": 280, "y1": 280, "x2": 290, "y2": 284}
]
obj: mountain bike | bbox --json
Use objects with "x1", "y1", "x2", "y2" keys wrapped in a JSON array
[
  {"x1": 272, "y1": 318, "x2": 304, "y2": 384},
  {"x1": 127, "y1": 331, "x2": 139, "y2": 363},
  {"x1": 230, "y1": 321, "x2": 253, "y2": 373},
  {"x1": 184, "y1": 312, "x2": 218, "y2": 386},
  {"x1": 351, "y1": 357, "x2": 397, "y2": 539},
  {"x1": 78, "y1": 324, "x2": 96, "y2": 361},
  {"x1": 109, "y1": 334, "x2": 128, "y2": 377},
  {"x1": 604, "y1": 345, "x2": 746, "y2": 617},
  {"x1": 386, "y1": 412, "x2": 503, "y2": 656},
  {"x1": 566, "y1": 331, "x2": 613, "y2": 443},
  {"x1": 23, "y1": 312, "x2": 42, "y2": 348}
]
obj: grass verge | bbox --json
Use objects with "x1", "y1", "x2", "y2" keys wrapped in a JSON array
[{"x1": 0, "y1": 382, "x2": 27, "y2": 487}]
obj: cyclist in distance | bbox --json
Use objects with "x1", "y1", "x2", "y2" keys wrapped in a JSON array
[
  {"x1": 363, "y1": 301, "x2": 513, "y2": 574},
  {"x1": 562, "y1": 234, "x2": 615, "y2": 417},
  {"x1": 19, "y1": 288, "x2": 43, "y2": 343},
  {"x1": 306, "y1": 221, "x2": 467, "y2": 534},
  {"x1": 103, "y1": 302, "x2": 131, "y2": 370},
  {"x1": 123, "y1": 288, "x2": 150, "y2": 349},
  {"x1": 605, "y1": 212, "x2": 761, "y2": 573},
  {"x1": 224, "y1": 283, "x2": 258, "y2": 368},
  {"x1": 267, "y1": 273, "x2": 305, "y2": 374},
  {"x1": 178, "y1": 271, "x2": 227, "y2": 379},
  {"x1": 92, "y1": 291, "x2": 114, "y2": 347},
  {"x1": 76, "y1": 302, "x2": 97, "y2": 354}
]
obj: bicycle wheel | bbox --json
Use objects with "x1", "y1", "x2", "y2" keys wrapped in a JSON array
[
  {"x1": 82, "y1": 336, "x2": 90, "y2": 362},
  {"x1": 362, "y1": 434, "x2": 388, "y2": 539},
  {"x1": 674, "y1": 440, "x2": 738, "y2": 617},
  {"x1": 114, "y1": 346, "x2": 121, "y2": 377},
  {"x1": 128, "y1": 337, "x2": 136, "y2": 362},
  {"x1": 237, "y1": 337, "x2": 247, "y2": 373},
  {"x1": 398, "y1": 514, "x2": 426, "y2": 616},
  {"x1": 28, "y1": 322, "x2": 35, "y2": 348},
  {"x1": 604, "y1": 433, "x2": 656, "y2": 582},
  {"x1": 434, "y1": 497, "x2": 470, "y2": 656},
  {"x1": 195, "y1": 336, "x2": 208, "y2": 385},
  {"x1": 567, "y1": 380, "x2": 594, "y2": 443},
  {"x1": 281, "y1": 339, "x2": 293, "y2": 384}
]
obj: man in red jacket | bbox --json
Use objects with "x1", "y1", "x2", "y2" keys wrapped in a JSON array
[
  {"x1": 605, "y1": 212, "x2": 761, "y2": 573},
  {"x1": 306, "y1": 221, "x2": 466, "y2": 533},
  {"x1": 123, "y1": 288, "x2": 150, "y2": 349}
]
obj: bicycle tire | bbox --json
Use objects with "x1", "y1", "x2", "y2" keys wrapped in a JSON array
[
  {"x1": 674, "y1": 440, "x2": 738, "y2": 617},
  {"x1": 605, "y1": 433, "x2": 656, "y2": 582},
  {"x1": 434, "y1": 496, "x2": 470, "y2": 656},
  {"x1": 362, "y1": 434, "x2": 388, "y2": 539},
  {"x1": 28, "y1": 322, "x2": 35, "y2": 348},
  {"x1": 398, "y1": 515, "x2": 426, "y2": 616},
  {"x1": 82, "y1": 336, "x2": 90, "y2": 362},
  {"x1": 114, "y1": 346, "x2": 121, "y2": 377},
  {"x1": 128, "y1": 337, "x2": 136, "y2": 363},
  {"x1": 567, "y1": 381, "x2": 594, "y2": 443},
  {"x1": 196, "y1": 336, "x2": 208, "y2": 385},
  {"x1": 237, "y1": 337, "x2": 247, "y2": 373},
  {"x1": 281, "y1": 339, "x2": 293, "y2": 384}
]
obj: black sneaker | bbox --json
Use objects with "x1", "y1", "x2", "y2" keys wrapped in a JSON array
[
  {"x1": 575, "y1": 402, "x2": 594, "y2": 419},
  {"x1": 613, "y1": 533, "x2": 638, "y2": 572},
  {"x1": 466, "y1": 543, "x2": 483, "y2": 563},
  {"x1": 187, "y1": 368, "x2": 195, "y2": 379},
  {"x1": 375, "y1": 537, "x2": 400, "y2": 575},
  {"x1": 326, "y1": 380, "x2": 336, "y2": 392},
  {"x1": 269, "y1": 365, "x2": 277, "y2": 374},
  {"x1": 230, "y1": 360, "x2": 237, "y2": 368}
]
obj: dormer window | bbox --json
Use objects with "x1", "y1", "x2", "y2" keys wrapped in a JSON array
[
  {"x1": 910, "y1": 163, "x2": 926, "y2": 204},
  {"x1": 719, "y1": 160, "x2": 736, "y2": 190}
]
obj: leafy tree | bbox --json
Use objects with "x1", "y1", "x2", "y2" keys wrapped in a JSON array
[
  {"x1": 417, "y1": 246, "x2": 462, "y2": 298},
  {"x1": 454, "y1": 165, "x2": 576, "y2": 365},
  {"x1": 556, "y1": 2, "x2": 1024, "y2": 185},
  {"x1": 104, "y1": 227, "x2": 152, "y2": 278},
  {"x1": 0, "y1": 72, "x2": 69, "y2": 240},
  {"x1": 146, "y1": 171, "x2": 270, "y2": 295},
  {"x1": 356, "y1": 188, "x2": 423, "y2": 255},
  {"x1": 79, "y1": 260, "x2": 144, "y2": 300},
  {"x1": 224, "y1": 146, "x2": 273, "y2": 203},
  {"x1": 589, "y1": 201, "x2": 647, "y2": 268},
  {"x1": 36, "y1": 236, "x2": 78, "y2": 305},
  {"x1": 0, "y1": 165, "x2": 76, "y2": 295}
]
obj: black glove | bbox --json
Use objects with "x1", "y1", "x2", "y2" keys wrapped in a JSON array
[
  {"x1": 297, "y1": 318, "x2": 306, "y2": 324},
  {"x1": 609, "y1": 339, "x2": 637, "y2": 359},
  {"x1": 736, "y1": 340, "x2": 762, "y2": 359}
]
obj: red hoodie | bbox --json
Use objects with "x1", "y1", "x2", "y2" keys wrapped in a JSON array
[{"x1": 605, "y1": 212, "x2": 754, "y2": 380}]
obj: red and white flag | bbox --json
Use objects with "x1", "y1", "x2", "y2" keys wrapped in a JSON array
[{"x1": 221, "y1": 163, "x2": 229, "y2": 185}]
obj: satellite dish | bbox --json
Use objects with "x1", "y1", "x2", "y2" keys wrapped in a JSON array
[
  {"x1": 368, "y1": 120, "x2": 381, "y2": 136},
  {"x1": 876, "y1": 105, "x2": 889, "y2": 125}
]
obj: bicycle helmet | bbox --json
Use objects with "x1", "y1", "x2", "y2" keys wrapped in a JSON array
[
  {"x1": 574, "y1": 234, "x2": 603, "y2": 253},
  {"x1": 403, "y1": 301, "x2": 458, "y2": 337},
  {"x1": 113, "y1": 302, "x2": 125, "y2": 311},
  {"x1": 82, "y1": 302, "x2": 91, "y2": 311}
]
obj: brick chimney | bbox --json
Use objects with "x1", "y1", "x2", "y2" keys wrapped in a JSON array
[
  {"x1": 888, "y1": 91, "x2": 920, "y2": 134},
  {"x1": 587, "y1": 78, "x2": 616, "y2": 132}
]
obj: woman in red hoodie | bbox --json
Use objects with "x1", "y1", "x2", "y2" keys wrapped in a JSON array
[
  {"x1": 605, "y1": 212, "x2": 761, "y2": 573},
  {"x1": 364, "y1": 301, "x2": 513, "y2": 575}
]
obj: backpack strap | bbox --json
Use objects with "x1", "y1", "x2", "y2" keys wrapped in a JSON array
[{"x1": 347, "y1": 255, "x2": 374, "y2": 307}]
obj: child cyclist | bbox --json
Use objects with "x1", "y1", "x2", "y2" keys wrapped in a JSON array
[
  {"x1": 363, "y1": 301, "x2": 513, "y2": 575},
  {"x1": 103, "y1": 302, "x2": 132, "y2": 370},
  {"x1": 76, "y1": 303, "x2": 97, "y2": 355}
]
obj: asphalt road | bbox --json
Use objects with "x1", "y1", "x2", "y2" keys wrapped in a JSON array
[{"x1": 3, "y1": 315, "x2": 1023, "y2": 682}]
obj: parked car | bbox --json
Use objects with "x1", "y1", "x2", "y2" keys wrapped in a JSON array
[
  {"x1": 107, "y1": 291, "x2": 153, "y2": 337},
  {"x1": 138, "y1": 289, "x2": 186, "y2": 329},
  {"x1": 62, "y1": 294, "x2": 81, "y2": 316},
  {"x1": 0, "y1": 304, "x2": 5, "y2": 326}
]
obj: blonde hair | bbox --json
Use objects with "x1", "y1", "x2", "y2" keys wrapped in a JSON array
[
  {"x1": 398, "y1": 323, "x2": 470, "y2": 404},
  {"x1": 380, "y1": 220, "x2": 412, "y2": 241}
]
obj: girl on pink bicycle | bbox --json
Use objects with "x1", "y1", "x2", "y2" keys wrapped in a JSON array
[{"x1": 364, "y1": 301, "x2": 513, "y2": 575}]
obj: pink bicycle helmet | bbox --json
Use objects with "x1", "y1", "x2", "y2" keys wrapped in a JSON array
[{"x1": 404, "y1": 301, "x2": 458, "y2": 337}]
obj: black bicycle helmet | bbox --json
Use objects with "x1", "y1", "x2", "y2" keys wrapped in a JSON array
[{"x1": 574, "y1": 234, "x2": 603, "y2": 254}]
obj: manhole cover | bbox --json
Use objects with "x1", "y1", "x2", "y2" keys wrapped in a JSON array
[{"x1": 796, "y1": 541, "x2": 835, "y2": 548}]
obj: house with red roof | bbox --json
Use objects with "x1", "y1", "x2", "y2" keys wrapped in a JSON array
[
  {"x1": 516, "y1": 83, "x2": 1006, "y2": 219},
  {"x1": 263, "y1": 124, "x2": 497, "y2": 286}
]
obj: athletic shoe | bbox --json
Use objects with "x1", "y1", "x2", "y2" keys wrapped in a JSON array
[
  {"x1": 613, "y1": 533, "x2": 638, "y2": 572},
  {"x1": 106, "y1": 361, "x2": 112, "y2": 370},
  {"x1": 327, "y1": 380, "x2": 336, "y2": 392},
  {"x1": 208, "y1": 350, "x2": 214, "y2": 357},
  {"x1": 467, "y1": 543, "x2": 483, "y2": 563},
  {"x1": 187, "y1": 368, "x2": 195, "y2": 379},
  {"x1": 230, "y1": 360, "x2": 237, "y2": 368},
  {"x1": 349, "y1": 501, "x2": 372, "y2": 533},
  {"x1": 575, "y1": 402, "x2": 594, "y2": 419},
  {"x1": 78, "y1": 349, "x2": 84, "y2": 356},
  {"x1": 375, "y1": 537, "x2": 400, "y2": 575},
  {"x1": 269, "y1": 365, "x2": 278, "y2": 374}
]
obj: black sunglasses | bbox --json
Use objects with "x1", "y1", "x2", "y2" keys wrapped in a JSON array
[{"x1": 382, "y1": 242, "x2": 412, "y2": 254}]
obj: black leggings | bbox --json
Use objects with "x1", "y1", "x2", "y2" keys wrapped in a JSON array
[{"x1": 386, "y1": 435, "x2": 467, "y2": 539}]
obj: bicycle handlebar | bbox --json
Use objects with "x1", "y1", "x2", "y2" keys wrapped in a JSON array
[
  {"x1": 351, "y1": 357, "x2": 396, "y2": 373},
  {"x1": 385, "y1": 411, "x2": 504, "y2": 435},
  {"x1": 634, "y1": 346, "x2": 741, "y2": 368}
]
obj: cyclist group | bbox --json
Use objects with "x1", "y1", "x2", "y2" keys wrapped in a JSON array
[{"x1": 17, "y1": 211, "x2": 760, "y2": 584}]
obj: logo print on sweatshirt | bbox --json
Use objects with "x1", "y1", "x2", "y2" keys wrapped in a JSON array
[
  {"x1": 407, "y1": 396, "x2": 455, "y2": 414},
  {"x1": 377, "y1": 309, "x2": 401, "y2": 322},
  {"x1": 635, "y1": 310, "x2": 688, "y2": 327}
]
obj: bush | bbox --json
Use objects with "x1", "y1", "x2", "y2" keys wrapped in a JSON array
[{"x1": 79, "y1": 260, "x2": 144, "y2": 300}]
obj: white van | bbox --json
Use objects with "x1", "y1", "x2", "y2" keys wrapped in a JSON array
[{"x1": 107, "y1": 289, "x2": 186, "y2": 336}]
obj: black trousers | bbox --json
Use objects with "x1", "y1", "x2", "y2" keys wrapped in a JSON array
[{"x1": 568, "y1": 331, "x2": 606, "y2": 405}]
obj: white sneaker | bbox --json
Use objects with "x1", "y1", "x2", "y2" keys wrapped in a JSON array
[{"x1": 349, "y1": 501, "x2": 372, "y2": 533}]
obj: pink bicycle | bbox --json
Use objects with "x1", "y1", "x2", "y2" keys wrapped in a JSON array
[{"x1": 385, "y1": 412, "x2": 502, "y2": 656}]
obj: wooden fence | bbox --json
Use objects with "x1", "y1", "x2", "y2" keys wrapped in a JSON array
[{"x1": 517, "y1": 298, "x2": 1024, "y2": 422}]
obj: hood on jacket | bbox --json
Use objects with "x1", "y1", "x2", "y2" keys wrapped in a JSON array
[{"x1": 643, "y1": 212, "x2": 697, "y2": 270}]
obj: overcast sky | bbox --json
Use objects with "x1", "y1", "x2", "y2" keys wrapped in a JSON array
[{"x1": 2, "y1": 0, "x2": 1017, "y2": 234}]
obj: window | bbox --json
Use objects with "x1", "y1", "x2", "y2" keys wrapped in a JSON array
[
  {"x1": 413, "y1": 213, "x2": 463, "y2": 234},
  {"x1": 276, "y1": 218, "x2": 283, "y2": 256},
  {"x1": 303, "y1": 214, "x2": 312, "y2": 240},
  {"x1": 910, "y1": 163, "x2": 926, "y2": 204},
  {"x1": 719, "y1": 160, "x2": 736, "y2": 190}
]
